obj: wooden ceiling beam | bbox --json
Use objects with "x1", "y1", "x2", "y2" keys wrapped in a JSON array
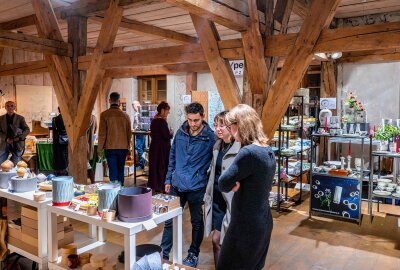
[
  {"x1": 191, "y1": 14, "x2": 240, "y2": 109},
  {"x1": 90, "y1": 16, "x2": 198, "y2": 44},
  {"x1": 266, "y1": 21, "x2": 400, "y2": 57},
  {"x1": 73, "y1": 0, "x2": 123, "y2": 146},
  {"x1": 261, "y1": 0, "x2": 340, "y2": 138},
  {"x1": 0, "y1": 15, "x2": 37, "y2": 30},
  {"x1": 105, "y1": 62, "x2": 209, "y2": 78},
  {"x1": 166, "y1": 0, "x2": 250, "y2": 32},
  {"x1": 339, "y1": 49, "x2": 400, "y2": 64},
  {"x1": 78, "y1": 43, "x2": 205, "y2": 69},
  {"x1": 0, "y1": 60, "x2": 48, "y2": 76},
  {"x1": 0, "y1": 30, "x2": 72, "y2": 57},
  {"x1": 241, "y1": 0, "x2": 268, "y2": 95}
]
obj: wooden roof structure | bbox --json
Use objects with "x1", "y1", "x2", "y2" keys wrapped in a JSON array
[{"x1": 1, "y1": 0, "x2": 400, "y2": 182}]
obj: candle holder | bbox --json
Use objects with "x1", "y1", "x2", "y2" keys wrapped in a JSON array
[{"x1": 347, "y1": 155, "x2": 352, "y2": 171}]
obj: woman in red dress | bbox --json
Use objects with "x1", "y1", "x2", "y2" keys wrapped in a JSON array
[{"x1": 148, "y1": 101, "x2": 173, "y2": 193}]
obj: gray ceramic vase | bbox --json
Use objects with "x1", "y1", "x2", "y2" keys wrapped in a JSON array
[
  {"x1": 52, "y1": 176, "x2": 74, "y2": 206},
  {"x1": 9, "y1": 176, "x2": 37, "y2": 193},
  {"x1": 98, "y1": 183, "x2": 121, "y2": 212},
  {"x1": 118, "y1": 187, "x2": 152, "y2": 222}
]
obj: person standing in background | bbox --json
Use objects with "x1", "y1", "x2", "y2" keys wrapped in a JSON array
[
  {"x1": 161, "y1": 102, "x2": 215, "y2": 268},
  {"x1": 52, "y1": 107, "x2": 68, "y2": 176},
  {"x1": 132, "y1": 100, "x2": 146, "y2": 170},
  {"x1": 217, "y1": 104, "x2": 275, "y2": 270},
  {"x1": 0, "y1": 101, "x2": 30, "y2": 165},
  {"x1": 148, "y1": 101, "x2": 173, "y2": 193},
  {"x1": 204, "y1": 111, "x2": 240, "y2": 268},
  {"x1": 98, "y1": 92, "x2": 132, "y2": 185}
]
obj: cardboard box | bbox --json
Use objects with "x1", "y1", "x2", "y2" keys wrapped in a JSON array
[
  {"x1": 8, "y1": 222, "x2": 21, "y2": 240},
  {"x1": 21, "y1": 230, "x2": 64, "y2": 248},
  {"x1": 21, "y1": 206, "x2": 37, "y2": 220},
  {"x1": 152, "y1": 194, "x2": 180, "y2": 213},
  {"x1": 21, "y1": 216, "x2": 37, "y2": 230},
  {"x1": 8, "y1": 236, "x2": 38, "y2": 256},
  {"x1": 21, "y1": 225, "x2": 64, "y2": 240}
]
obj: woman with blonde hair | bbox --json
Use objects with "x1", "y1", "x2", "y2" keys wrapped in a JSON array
[
  {"x1": 217, "y1": 104, "x2": 275, "y2": 270},
  {"x1": 204, "y1": 111, "x2": 240, "y2": 267}
]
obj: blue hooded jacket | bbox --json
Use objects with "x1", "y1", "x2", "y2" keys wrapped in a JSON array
[{"x1": 165, "y1": 120, "x2": 216, "y2": 192}]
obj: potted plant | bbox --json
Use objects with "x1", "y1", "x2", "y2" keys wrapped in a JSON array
[{"x1": 375, "y1": 124, "x2": 398, "y2": 151}]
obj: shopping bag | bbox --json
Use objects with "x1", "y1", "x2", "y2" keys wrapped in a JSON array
[{"x1": 94, "y1": 160, "x2": 104, "y2": 182}]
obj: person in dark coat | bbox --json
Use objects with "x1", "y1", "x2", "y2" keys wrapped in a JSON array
[
  {"x1": 148, "y1": 101, "x2": 173, "y2": 193},
  {"x1": 217, "y1": 104, "x2": 276, "y2": 270},
  {"x1": 52, "y1": 108, "x2": 68, "y2": 176}
]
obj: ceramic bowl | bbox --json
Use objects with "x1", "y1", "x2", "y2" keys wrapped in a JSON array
[{"x1": 9, "y1": 176, "x2": 37, "y2": 193}]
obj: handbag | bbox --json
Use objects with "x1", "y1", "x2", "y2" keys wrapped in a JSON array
[{"x1": 94, "y1": 158, "x2": 104, "y2": 182}]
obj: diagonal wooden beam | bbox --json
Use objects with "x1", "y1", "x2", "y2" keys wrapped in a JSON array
[
  {"x1": 73, "y1": 0, "x2": 123, "y2": 146},
  {"x1": 167, "y1": 0, "x2": 250, "y2": 32},
  {"x1": 262, "y1": 0, "x2": 340, "y2": 138},
  {"x1": 191, "y1": 14, "x2": 240, "y2": 109},
  {"x1": 32, "y1": 0, "x2": 74, "y2": 130},
  {"x1": 293, "y1": 0, "x2": 310, "y2": 19},
  {"x1": 0, "y1": 30, "x2": 72, "y2": 56},
  {"x1": 90, "y1": 16, "x2": 198, "y2": 44},
  {"x1": 266, "y1": 0, "x2": 294, "y2": 96},
  {"x1": 241, "y1": 0, "x2": 268, "y2": 95}
]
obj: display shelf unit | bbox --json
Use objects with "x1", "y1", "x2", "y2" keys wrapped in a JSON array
[
  {"x1": 0, "y1": 188, "x2": 52, "y2": 270},
  {"x1": 46, "y1": 205, "x2": 183, "y2": 270},
  {"x1": 309, "y1": 134, "x2": 368, "y2": 224},
  {"x1": 276, "y1": 95, "x2": 309, "y2": 212},
  {"x1": 368, "y1": 149, "x2": 400, "y2": 223}
]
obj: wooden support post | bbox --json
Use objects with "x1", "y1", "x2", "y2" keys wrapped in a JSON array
[
  {"x1": 186, "y1": 72, "x2": 197, "y2": 94},
  {"x1": 191, "y1": 14, "x2": 240, "y2": 109},
  {"x1": 262, "y1": 0, "x2": 340, "y2": 138},
  {"x1": 67, "y1": 15, "x2": 88, "y2": 184}
]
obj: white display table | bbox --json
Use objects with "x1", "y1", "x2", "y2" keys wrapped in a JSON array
[
  {"x1": 0, "y1": 189, "x2": 52, "y2": 270},
  {"x1": 46, "y1": 205, "x2": 183, "y2": 270}
]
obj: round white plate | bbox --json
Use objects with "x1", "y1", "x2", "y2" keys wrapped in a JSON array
[
  {"x1": 324, "y1": 161, "x2": 343, "y2": 166},
  {"x1": 342, "y1": 134, "x2": 361, "y2": 137},
  {"x1": 373, "y1": 190, "x2": 391, "y2": 196}
]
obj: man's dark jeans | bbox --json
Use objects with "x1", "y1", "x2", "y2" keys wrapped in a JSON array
[
  {"x1": 105, "y1": 149, "x2": 128, "y2": 185},
  {"x1": 161, "y1": 186, "x2": 206, "y2": 258},
  {"x1": 135, "y1": 135, "x2": 146, "y2": 168}
]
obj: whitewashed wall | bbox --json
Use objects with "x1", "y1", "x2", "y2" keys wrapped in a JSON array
[{"x1": 337, "y1": 62, "x2": 400, "y2": 127}]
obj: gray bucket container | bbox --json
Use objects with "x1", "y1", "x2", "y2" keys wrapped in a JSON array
[
  {"x1": 9, "y1": 176, "x2": 37, "y2": 193},
  {"x1": 118, "y1": 187, "x2": 152, "y2": 222}
]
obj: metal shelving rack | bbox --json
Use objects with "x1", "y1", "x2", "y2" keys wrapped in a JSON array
[
  {"x1": 276, "y1": 96, "x2": 305, "y2": 211},
  {"x1": 368, "y1": 149, "x2": 400, "y2": 223}
]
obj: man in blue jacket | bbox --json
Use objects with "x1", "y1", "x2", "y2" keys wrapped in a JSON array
[{"x1": 161, "y1": 102, "x2": 215, "y2": 267}]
